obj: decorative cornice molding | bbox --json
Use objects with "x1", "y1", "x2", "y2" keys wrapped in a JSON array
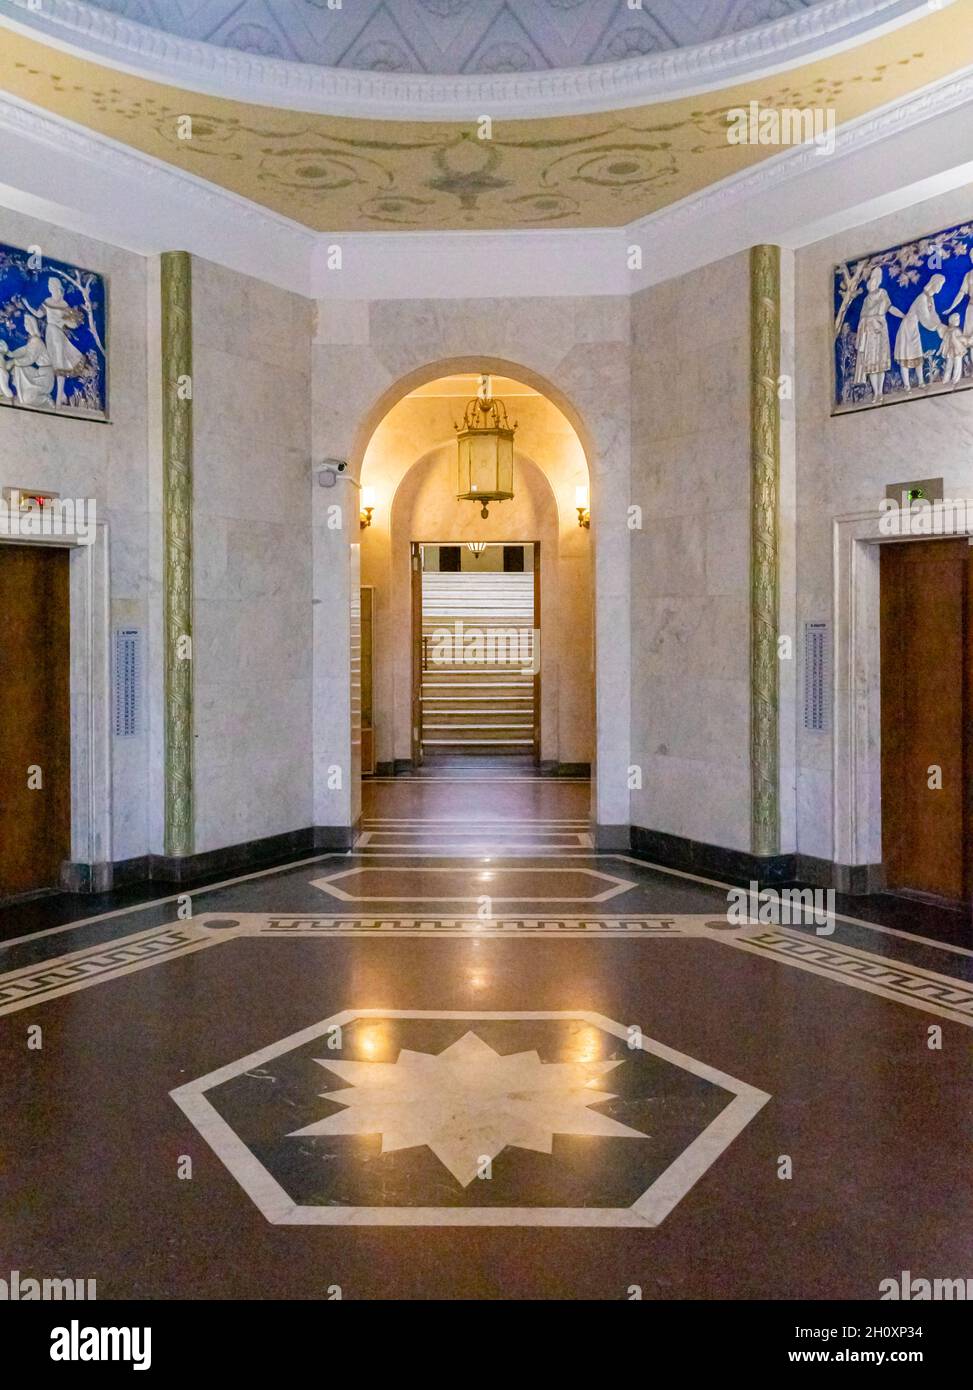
[
  {"x1": 0, "y1": 0, "x2": 944, "y2": 119},
  {"x1": 0, "y1": 90, "x2": 315, "y2": 290},
  {"x1": 1, "y1": 58, "x2": 972, "y2": 301},
  {"x1": 628, "y1": 62, "x2": 973, "y2": 244},
  {"x1": 161, "y1": 250, "x2": 194, "y2": 860},
  {"x1": 749, "y1": 245, "x2": 782, "y2": 860},
  {"x1": 0, "y1": 91, "x2": 314, "y2": 247}
]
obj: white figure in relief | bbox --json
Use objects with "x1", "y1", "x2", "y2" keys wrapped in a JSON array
[
  {"x1": 893, "y1": 273, "x2": 946, "y2": 390},
  {"x1": 939, "y1": 313, "x2": 970, "y2": 385},
  {"x1": 944, "y1": 267, "x2": 973, "y2": 371},
  {"x1": 24, "y1": 276, "x2": 85, "y2": 406},
  {"x1": 853, "y1": 267, "x2": 896, "y2": 402},
  {"x1": 6, "y1": 314, "x2": 56, "y2": 407},
  {"x1": 0, "y1": 341, "x2": 13, "y2": 399}
]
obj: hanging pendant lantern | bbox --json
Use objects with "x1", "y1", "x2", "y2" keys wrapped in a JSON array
[{"x1": 456, "y1": 375, "x2": 516, "y2": 519}]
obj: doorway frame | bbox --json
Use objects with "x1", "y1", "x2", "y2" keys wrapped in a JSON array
[
  {"x1": 412, "y1": 538, "x2": 540, "y2": 767},
  {"x1": 336, "y1": 354, "x2": 629, "y2": 844},
  {"x1": 0, "y1": 523, "x2": 113, "y2": 887},
  {"x1": 833, "y1": 507, "x2": 973, "y2": 882}
]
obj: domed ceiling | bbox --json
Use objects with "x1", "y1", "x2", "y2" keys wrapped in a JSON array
[
  {"x1": 78, "y1": 0, "x2": 834, "y2": 74},
  {"x1": 0, "y1": 0, "x2": 968, "y2": 231}
]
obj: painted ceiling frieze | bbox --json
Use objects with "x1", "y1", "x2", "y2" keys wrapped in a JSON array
[{"x1": 0, "y1": 6, "x2": 969, "y2": 231}]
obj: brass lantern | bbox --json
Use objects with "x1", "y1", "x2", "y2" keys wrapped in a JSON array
[{"x1": 455, "y1": 377, "x2": 516, "y2": 519}]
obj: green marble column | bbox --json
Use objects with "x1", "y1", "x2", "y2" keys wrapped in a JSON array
[
  {"x1": 749, "y1": 244, "x2": 781, "y2": 859},
  {"x1": 160, "y1": 251, "x2": 194, "y2": 859}
]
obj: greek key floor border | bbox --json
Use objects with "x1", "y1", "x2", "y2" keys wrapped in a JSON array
[{"x1": 1, "y1": 912, "x2": 971, "y2": 1026}]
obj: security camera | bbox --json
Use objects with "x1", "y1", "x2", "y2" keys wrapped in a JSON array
[{"x1": 317, "y1": 458, "x2": 348, "y2": 488}]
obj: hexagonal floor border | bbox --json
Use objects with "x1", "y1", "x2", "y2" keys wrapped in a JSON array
[{"x1": 170, "y1": 1008, "x2": 770, "y2": 1227}]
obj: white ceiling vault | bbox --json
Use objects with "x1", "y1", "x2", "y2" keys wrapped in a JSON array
[
  {"x1": 0, "y1": 0, "x2": 945, "y2": 119},
  {"x1": 68, "y1": 0, "x2": 833, "y2": 74}
]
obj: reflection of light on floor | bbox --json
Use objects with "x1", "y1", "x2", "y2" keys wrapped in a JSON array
[
  {"x1": 566, "y1": 1024, "x2": 605, "y2": 1065},
  {"x1": 478, "y1": 872, "x2": 494, "y2": 882},
  {"x1": 467, "y1": 971, "x2": 489, "y2": 991},
  {"x1": 355, "y1": 1023, "x2": 390, "y2": 1059}
]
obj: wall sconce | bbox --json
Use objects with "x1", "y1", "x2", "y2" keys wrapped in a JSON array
[
  {"x1": 575, "y1": 485, "x2": 590, "y2": 529},
  {"x1": 360, "y1": 485, "x2": 376, "y2": 530}
]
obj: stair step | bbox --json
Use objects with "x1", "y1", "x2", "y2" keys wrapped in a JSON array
[{"x1": 424, "y1": 738, "x2": 535, "y2": 746}]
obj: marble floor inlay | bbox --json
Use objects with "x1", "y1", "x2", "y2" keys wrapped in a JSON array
[{"x1": 170, "y1": 1010, "x2": 769, "y2": 1227}]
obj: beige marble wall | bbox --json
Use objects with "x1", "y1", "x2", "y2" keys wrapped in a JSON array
[
  {"x1": 0, "y1": 208, "x2": 152, "y2": 866},
  {"x1": 629, "y1": 252, "x2": 753, "y2": 851},
  {"x1": 794, "y1": 181, "x2": 973, "y2": 865},
  {"x1": 191, "y1": 258, "x2": 313, "y2": 853},
  {"x1": 312, "y1": 295, "x2": 631, "y2": 833}
]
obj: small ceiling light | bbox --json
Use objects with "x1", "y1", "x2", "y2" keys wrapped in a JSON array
[
  {"x1": 360, "y1": 485, "x2": 376, "y2": 529},
  {"x1": 575, "y1": 484, "x2": 590, "y2": 529}
]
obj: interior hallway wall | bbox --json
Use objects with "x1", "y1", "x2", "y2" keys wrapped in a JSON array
[
  {"x1": 629, "y1": 251, "x2": 753, "y2": 852},
  {"x1": 0, "y1": 207, "x2": 152, "y2": 866},
  {"x1": 794, "y1": 181, "x2": 973, "y2": 869},
  {"x1": 190, "y1": 257, "x2": 313, "y2": 854}
]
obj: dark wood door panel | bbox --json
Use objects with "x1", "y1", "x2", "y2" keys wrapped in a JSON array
[
  {"x1": 0, "y1": 545, "x2": 71, "y2": 897},
  {"x1": 880, "y1": 538, "x2": 969, "y2": 901}
]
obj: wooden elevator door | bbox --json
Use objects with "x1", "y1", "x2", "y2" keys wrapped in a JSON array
[
  {"x1": 0, "y1": 545, "x2": 71, "y2": 897},
  {"x1": 880, "y1": 538, "x2": 971, "y2": 902}
]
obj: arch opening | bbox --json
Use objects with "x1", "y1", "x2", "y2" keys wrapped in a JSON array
[{"x1": 354, "y1": 366, "x2": 594, "y2": 802}]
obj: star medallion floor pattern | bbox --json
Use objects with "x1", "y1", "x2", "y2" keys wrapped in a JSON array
[{"x1": 171, "y1": 1010, "x2": 768, "y2": 1225}]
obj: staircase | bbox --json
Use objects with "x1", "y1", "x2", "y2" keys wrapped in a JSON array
[{"x1": 421, "y1": 571, "x2": 535, "y2": 756}]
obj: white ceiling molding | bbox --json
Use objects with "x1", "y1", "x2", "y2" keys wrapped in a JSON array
[
  {"x1": 0, "y1": 64, "x2": 971, "y2": 301},
  {"x1": 623, "y1": 62, "x2": 973, "y2": 288},
  {"x1": 0, "y1": 0, "x2": 947, "y2": 120},
  {"x1": 0, "y1": 92, "x2": 315, "y2": 294}
]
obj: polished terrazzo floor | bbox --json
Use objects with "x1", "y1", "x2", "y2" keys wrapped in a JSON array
[{"x1": 1, "y1": 776, "x2": 971, "y2": 1299}]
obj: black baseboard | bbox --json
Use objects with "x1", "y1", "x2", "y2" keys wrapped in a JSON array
[
  {"x1": 595, "y1": 823, "x2": 630, "y2": 850},
  {"x1": 794, "y1": 853, "x2": 885, "y2": 895},
  {"x1": 630, "y1": 826, "x2": 796, "y2": 888},
  {"x1": 630, "y1": 826, "x2": 882, "y2": 894},
  {"x1": 538, "y1": 761, "x2": 592, "y2": 778},
  {"x1": 61, "y1": 824, "x2": 356, "y2": 894}
]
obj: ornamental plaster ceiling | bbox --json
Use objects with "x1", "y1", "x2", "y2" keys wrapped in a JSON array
[
  {"x1": 0, "y1": 1, "x2": 971, "y2": 231},
  {"x1": 64, "y1": 0, "x2": 835, "y2": 74}
]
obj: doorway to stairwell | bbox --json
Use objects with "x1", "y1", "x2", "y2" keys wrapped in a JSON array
[
  {"x1": 354, "y1": 364, "x2": 597, "y2": 799},
  {"x1": 413, "y1": 541, "x2": 539, "y2": 769}
]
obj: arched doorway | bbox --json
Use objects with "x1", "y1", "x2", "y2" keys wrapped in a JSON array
[
  {"x1": 358, "y1": 372, "x2": 592, "y2": 782},
  {"x1": 312, "y1": 356, "x2": 629, "y2": 845}
]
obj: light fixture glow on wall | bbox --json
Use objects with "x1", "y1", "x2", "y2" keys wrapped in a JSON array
[
  {"x1": 575, "y1": 485, "x2": 590, "y2": 529},
  {"x1": 360, "y1": 485, "x2": 376, "y2": 529},
  {"x1": 455, "y1": 374, "x2": 516, "y2": 519}
]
